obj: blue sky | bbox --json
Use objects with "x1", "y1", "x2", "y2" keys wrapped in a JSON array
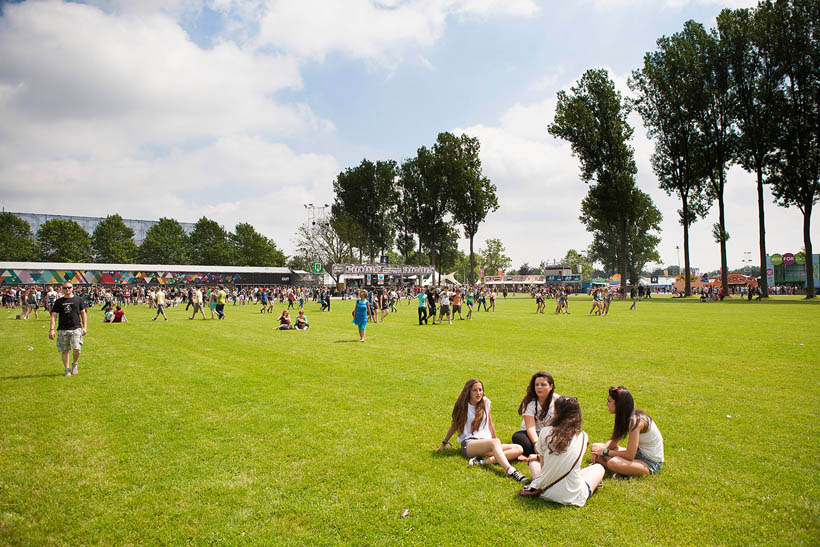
[{"x1": 1, "y1": 0, "x2": 813, "y2": 271}]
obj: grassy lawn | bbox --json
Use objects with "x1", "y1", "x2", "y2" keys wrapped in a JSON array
[{"x1": 1, "y1": 293, "x2": 818, "y2": 545}]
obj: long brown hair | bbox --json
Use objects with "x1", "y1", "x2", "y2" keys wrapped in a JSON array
[
  {"x1": 517, "y1": 371, "x2": 555, "y2": 421},
  {"x1": 452, "y1": 378, "x2": 486, "y2": 434},
  {"x1": 545, "y1": 396, "x2": 583, "y2": 454}
]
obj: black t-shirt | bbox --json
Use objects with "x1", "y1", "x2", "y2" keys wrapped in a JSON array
[{"x1": 53, "y1": 296, "x2": 86, "y2": 330}]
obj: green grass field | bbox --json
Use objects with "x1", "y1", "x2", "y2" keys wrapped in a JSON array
[{"x1": 1, "y1": 294, "x2": 818, "y2": 545}]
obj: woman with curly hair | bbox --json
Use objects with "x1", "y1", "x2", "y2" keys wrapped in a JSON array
[
  {"x1": 512, "y1": 372, "x2": 559, "y2": 477},
  {"x1": 590, "y1": 386, "x2": 664, "y2": 477},
  {"x1": 437, "y1": 378, "x2": 530, "y2": 484},
  {"x1": 521, "y1": 396, "x2": 604, "y2": 505}
]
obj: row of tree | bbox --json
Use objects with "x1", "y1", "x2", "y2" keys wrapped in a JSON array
[
  {"x1": 295, "y1": 132, "x2": 499, "y2": 284},
  {"x1": 627, "y1": 0, "x2": 819, "y2": 298},
  {"x1": 0, "y1": 213, "x2": 287, "y2": 267}
]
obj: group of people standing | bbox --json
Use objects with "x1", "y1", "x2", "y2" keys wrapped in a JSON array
[
  {"x1": 415, "y1": 286, "x2": 496, "y2": 326},
  {"x1": 438, "y1": 374, "x2": 664, "y2": 506}
]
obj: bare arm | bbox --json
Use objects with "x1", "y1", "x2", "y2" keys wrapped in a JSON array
[
  {"x1": 487, "y1": 409, "x2": 497, "y2": 439},
  {"x1": 81, "y1": 309, "x2": 87, "y2": 335},
  {"x1": 437, "y1": 422, "x2": 456, "y2": 451},
  {"x1": 523, "y1": 415, "x2": 538, "y2": 446},
  {"x1": 49, "y1": 311, "x2": 57, "y2": 339}
]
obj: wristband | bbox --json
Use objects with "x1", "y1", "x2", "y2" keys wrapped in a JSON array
[
  {"x1": 603, "y1": 449, "x2": 609, "y2": 456},
  {"x1": 441, "y1": 439, "x2": 450, "y2": 446}
]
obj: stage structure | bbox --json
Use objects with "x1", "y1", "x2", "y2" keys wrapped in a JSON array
[
  {"x1": 0, "y1": 262, "x2": 300, "y2": 286},
  {"x1": 332, "y1": 264, "x2": 434, "y2": 286}
]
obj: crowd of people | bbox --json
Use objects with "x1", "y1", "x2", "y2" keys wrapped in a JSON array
[{"x1": 438, "y1": 375, "x2": 664, "y2": 506}]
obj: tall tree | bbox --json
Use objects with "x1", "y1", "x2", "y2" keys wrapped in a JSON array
[
  {"x1": 230, "y1": 223, "x2": 286, "y2": 267},
  {"x1": 37, "y1": 219, "x2": 92, "y2": 262},
  {"x1": 189, "y1": 217, "x2": 235, "y2": 265},
  {"x1": 549, "y1": 68, "x2": 638, "y2": 290},
  {"x1": 92, "y1": 214, "x2": 137, "y2": 263},
  {"x1": 694, "y1": 22, "x2": 738, "y2": 297},
  {"x1": 718, "y1": 5, "x2": 780, "y2": 297},
  {"x1": 479, "y1": 238, "x2": 511, "y2": 274},
  {"x1": 0, "y1": 212, "x2": 38, "y2": 261},
  {"x1": 630, "y1": 23, "x2": 714, "y2": 296},
  {"x1": 767, "y1": 0, "x2": 820, "y2": 298},
  {"x1": 583, "y1": 186, "x2": 662, "y2": 285},
  {"x1": 399, "y1": 144, "x2": 450, "y2": 280},
  {"x1": 331, "y1": 159, "x2": 398, "y2": 261},
  {"x1": 138, "y1": 217, "x2": 191, "y2": 264},
  {"x1": 440, "y1": 132, "x2": 499, "y2": 285}
]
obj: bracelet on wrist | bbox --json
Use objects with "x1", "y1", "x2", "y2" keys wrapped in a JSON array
[{"x1": 603, "y1": 448, "x2": 609, "y2": 456}]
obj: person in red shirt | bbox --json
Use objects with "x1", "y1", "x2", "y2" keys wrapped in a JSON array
[{"x1": 112, "y1": 305, "x2": 127, "y2": 323}]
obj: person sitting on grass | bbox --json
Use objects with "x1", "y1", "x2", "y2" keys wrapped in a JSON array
[
  {"x1": 437, "y1": 378, "x2": 530, "y2": 485},
  {"x1": 589, "y1": 386, "x2": 664, "y2": 478},
  {"x1": 512, "y1": 371, "x2": 559, "y2": 478},
  {"x1": 112, "y1": 305, "x2": 127, "y2": 323},
  {"x1": 520, "y1": 396, "x2": 605, "y2": 506},
  {"x1": 295, "y1": 309, "x2": 309, "y2": 330},
  {"x1": 104, "y1": 309, "x2": 114, "y2": 323},
  {"x1": 277, "y1": 309, "x2": 292, "y2": 330}
]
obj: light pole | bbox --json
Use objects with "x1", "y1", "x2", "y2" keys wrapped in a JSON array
[{"x1": 675, "y1": 245, "x2": 681, "y2": 277}]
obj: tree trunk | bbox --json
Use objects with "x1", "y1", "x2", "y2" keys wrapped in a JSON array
[
  {"x1": 756, "y1": 165, "x2": 768, "y2": 297},
  {"x1": 717, "y1": 176, "x2": 729, "y2": 298},
  {"x1": 683, "y1": 200, "x2": 691, "y2": 297},
  {"x1": 469, "y1": 235, "x2": 475, "y2": 285},
  {"x1": 804, "y1": 201, "x2": 815, "y2": 298},
  {"x1": 619, "y1": 220, "x2": 628, "y2": 300}
]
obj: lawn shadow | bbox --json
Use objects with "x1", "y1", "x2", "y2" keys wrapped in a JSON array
[
  {"x1": 334, "y1": 339, "x2": 361, "y2": 343},
  {"x1": 1, "y1": 373, "x2": 64, "y2": 380}
]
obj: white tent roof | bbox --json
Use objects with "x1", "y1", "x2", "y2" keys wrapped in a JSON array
[{"x1": 422, "y1": 272, "x2": 462, "y2": 286}]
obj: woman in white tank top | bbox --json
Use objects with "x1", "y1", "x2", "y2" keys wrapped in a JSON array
[
  {"x1": 437, "y1": 378, "x2": 531, "y2": 484},
  {"x1": 589, "y1": 386, "x2": 664, "y2": 476}
]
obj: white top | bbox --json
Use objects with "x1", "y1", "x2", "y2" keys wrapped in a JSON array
[
  {"x1": 638, "y1": 418, "x2": 664, "y2": 462},
  {"x1": 519, "y1": 395, "x2": 560, "y2": 432},
  {"x1": 440, "y1": 292, "x2": 450, "y2": 306},
  {"x1": 457, "y1": 397, "x2": 492, "y2": 444},
  {"x1": 532, "y1": 428, "x2": 589, "y2": 507}
]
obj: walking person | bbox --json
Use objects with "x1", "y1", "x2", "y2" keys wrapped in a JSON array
[
  {"x1": 152, "y1": 288, "x2": 168, "y2": 321},
  {"x1": 352, "y1": 290, "x2": 369, "y2": 342},
  {"x1": 215, "y1": 286, "x2": 227, "y2": 320},
  {"x1": 49, "y1": 283, "x2": 87, "y2": 377},
  {"x1": 417, "y1": 288, "x2": 428, "y2": 325},
  {"x1": 630, "y1": 286, "x2": 638, "y2": 310}
]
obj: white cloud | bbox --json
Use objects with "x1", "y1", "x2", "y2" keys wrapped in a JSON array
[
  {"x1": 0, "y1": 1, "x2": 337, "y2": 251},
  {"x1": 255, "y1": 0, "x2": 538, "y2": 65},
  {"x1": 587, "y1": 0, "x2": 758, "y2": 10}
]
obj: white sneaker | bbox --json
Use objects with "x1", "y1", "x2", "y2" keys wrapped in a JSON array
[
  {"x1": 467, "y1": 457, "x2": 481, "y2": 467},
  {"x1": 71, "y1": 364, "x2": 78, "y2": 375},
  {"x1": 64, "y1": 368, "x2": 71, "y2": 376}
]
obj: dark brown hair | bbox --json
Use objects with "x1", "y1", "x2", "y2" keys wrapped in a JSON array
[
  {"x1": 517, "y1": 371, "x2": 555, "y2": 421},
  {"x1": 545, "y1": 396, "x2": 583, "y2": 454},
  {"x1": 452, "y1": 378, "x2": 486, "y2": 434},
  {"x1": 609, "y1": 386, "x2": 652, "y2": 442}
]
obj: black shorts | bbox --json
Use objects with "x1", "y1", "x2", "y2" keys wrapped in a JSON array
[
  {"x1": 440, "y1": 305, "x2": 450, "y2": 314},
  {"x1": 452, "y1": 305, "x2": 461, "y2": 312}
]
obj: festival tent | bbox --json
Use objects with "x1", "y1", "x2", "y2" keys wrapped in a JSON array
[{"x1": 422, "y1": 272, "x2": 462, "y2": 286}]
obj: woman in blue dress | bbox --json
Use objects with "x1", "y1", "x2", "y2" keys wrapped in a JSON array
[{"x1": 352, "y1": 289, "x2": 369, "y2": 342}]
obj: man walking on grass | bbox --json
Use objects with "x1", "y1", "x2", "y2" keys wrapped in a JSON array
[
  {"x1": 152, "y1": 288, "x2": 168, "y2": 321},
  {"x1": 49, "y1": 283, "x2": 87, "y2": 377}
]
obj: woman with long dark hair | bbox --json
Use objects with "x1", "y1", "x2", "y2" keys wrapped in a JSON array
[
  {"x1": 437, "y1": 378, "x2": 530, "y2": 484},
  {"x1": 512, "y1": 372, "x2": 559, "y2": 477},
  {"x1": 521, "y1": 396, "x2": 604, "y2": 505},
  {"x1": 590, "y1": 386, "x2": 664, "y2": 476}
]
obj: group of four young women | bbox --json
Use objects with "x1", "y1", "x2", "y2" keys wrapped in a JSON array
[{"x1": 437, "y1": 373, "x2": 664, "y2": 507}]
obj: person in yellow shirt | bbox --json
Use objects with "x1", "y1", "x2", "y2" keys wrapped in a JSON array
[
  {"x1": 152, "y1": 288, "x2": 168, "y2": 321},
  {"x1": 215, "y1": 286, "x2": 227, "y2": 320}
]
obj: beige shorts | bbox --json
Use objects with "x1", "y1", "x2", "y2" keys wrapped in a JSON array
[{"x1": 56, "y1": 328, "x2": 83, "y2": 352}]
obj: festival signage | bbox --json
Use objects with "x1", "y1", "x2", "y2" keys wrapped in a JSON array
[
  {"x1": 770, "y1": 253, "x2": 783, "y2": 266},
  {"x1": 333, "y1": 264, "x2": 434, "y2": 275},
  {"x1": 783, "y1": 253, "x2": 795, "y2": 266},
  {"x1": 795, "y1": 252, "x2": 806, "y2": 265}
]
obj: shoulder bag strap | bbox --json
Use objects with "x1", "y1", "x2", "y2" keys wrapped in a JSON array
[{"x1": 531, "y1": 432, "x2": 587, "y2": 494}]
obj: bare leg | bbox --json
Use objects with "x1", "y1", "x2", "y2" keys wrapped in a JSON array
[
  {"x1": 605, "y1": 456, "x2": 651, "y2": 476},
  {"x1": 465, "y1": 439, "x2": 522, "y2": 470}
]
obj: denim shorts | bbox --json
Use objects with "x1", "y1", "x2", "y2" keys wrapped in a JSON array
[
  {"x1": 635, "y1": 449, "x2": 663, "y2": 474},
  {"x1": 460, "y1": 438, "x2": 474, "y2": 458}
]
